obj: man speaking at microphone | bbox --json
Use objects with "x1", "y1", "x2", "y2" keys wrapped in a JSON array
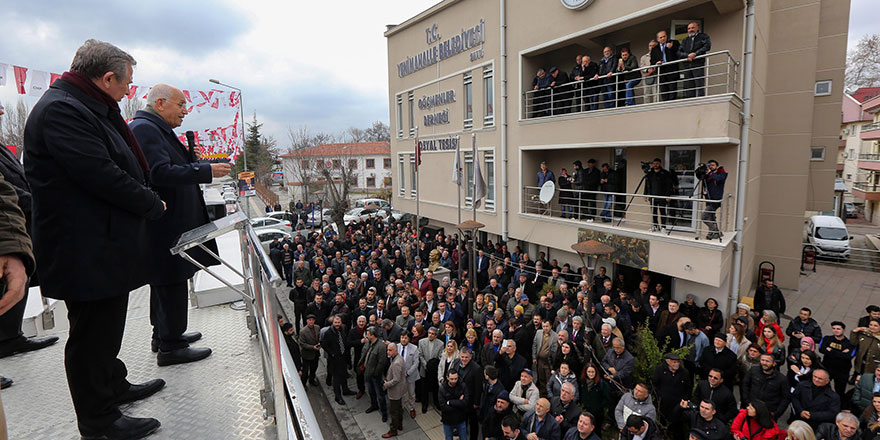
[{"x1": 130, "y1": 84, "x2": 231, "y2": 366}]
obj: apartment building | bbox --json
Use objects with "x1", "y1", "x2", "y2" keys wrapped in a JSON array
[
  {"x1": 844, "y1": 91, "x2": 880, "y2": 223},
  {"x1": 280, "y1": 142, "x2": 392, "y2": 201},
  {"x1": 385, "y1": 0, "x2": 848, "y2": 310}
]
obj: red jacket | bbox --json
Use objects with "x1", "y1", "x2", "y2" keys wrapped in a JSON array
[
  {"x1": 755, "y1": 321, "x2": 785, "y2": 343},
  {"x1": 730, "y1": 409, "x2": 781, "y2": 440}
]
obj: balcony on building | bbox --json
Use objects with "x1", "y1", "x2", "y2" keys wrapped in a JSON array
[
  {"x1": 858, "y1": 152, "x2": 880, "y2": 171},
  {"x1": 860, "y1": 121, "x2": 880, "y2": 141},
  {"x1": 853, "y1": 179, "x2": 880, "y2": 202},
  {"x1": 517, "y1": 3, "x2": 743, "y2": 145}
]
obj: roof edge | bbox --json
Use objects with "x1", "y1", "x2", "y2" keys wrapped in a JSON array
[{"x1": 384, "y1": 0, "x2": 462, "y2": 38}]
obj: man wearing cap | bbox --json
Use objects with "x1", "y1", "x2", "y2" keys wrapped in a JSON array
[
  {"x1": 297, "y1": 314, "x2": 321, "y2": 386},
  {"x1": 727, "y1": 303, "x2": 755, "y2": 334},
  {"x1": 548, "y1": 66, "x2": 571, "y2": 115},
  {"x1": 510, "y1": 369, "x2": 540, "y2": 415},
  {"x1": 652, "y1": 352, "x2": 691, "y2": 438},
  {"x1": 483, "y1": 390, "x2": 514, "y2": 440},
  {"x1": 520, "y1": 397, "x2": 561, "y2": 440},
  {"x1": 697, "y1": 334, "x2": 737, "y2": 386}
]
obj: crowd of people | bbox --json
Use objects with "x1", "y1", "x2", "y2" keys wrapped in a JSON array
[
  {"x1": 529, "y1": 22, "x2": 712, "y2": 118},
  {"x1": 269, "y1": 208, "x2": 880, "y2": 440}
]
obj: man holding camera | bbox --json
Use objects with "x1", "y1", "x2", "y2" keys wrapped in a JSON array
[
  {"x1": 697, "y1": 160, "x2": 726, "y2": 240},
  {"x1": 644, "y1": 158, "x2": 677, "y2": 233}
]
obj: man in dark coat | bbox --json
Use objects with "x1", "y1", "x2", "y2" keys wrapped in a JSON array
[
  {"x1": 651, "y1": 30, "x2": 681, "y2": 101},
  {"x1": 677, "y1": 22, "x2": 712, "y2": 98},
  {"x1": 644, "y1": 158, "x2": 677, "y2": 232},
  {"x1": 0, "y1": 172, "x2": 38, "y2": 390},
  {"x1": 740, "y1": 353, "x2": 791, "y2": 420},
  {"x1": 582, "y1": 159, "x2": 601, "y2": 221},
  {"x1": 691, "y1": 369, "x2": 737, "y2": 423},
  {"x1": 0, "y1": 107, "x2": 59, "y2": 382},
  {"x1": 23, "y1": 39, "x2": 166, "y2": 438},
  {"x1": 753, "y1": 278, "x2": 786, "y2": 319},
  {"x1": 548, "y1": 67, "x2": 571, "y2": 115},
  {"x1": 131, "y1": 84, "x2": 230, "y2": 365},
  {"x1": 791, "y1": 369, "x2": 840, "y2": 430},
  {"x1": 697, "y1": 335, "x2": 738, "y2": 386},
  {"x1": 652, "y1": 353, "x2": 692, "y2": 438},
  {"x1": 322, "y1": 315, "x2": 356, "y2": 404}
]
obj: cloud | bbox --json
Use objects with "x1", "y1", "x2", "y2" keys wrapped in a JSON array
[{"x1": 848, "y1": 0, "x2": 880, "y2": 49}]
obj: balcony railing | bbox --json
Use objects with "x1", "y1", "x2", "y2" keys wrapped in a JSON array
[
  {"x1": 522, "y1": 51, "x2": 738, "y2": 119},
  {"x1": 861, "y1": 122, "x2": 880, "y2": 132},
  {"x1": 853, "y1": 182, "x2": 880, "y2": 192},
  {"x1": 859, "y1": 153, "x2": 880, "y2": 161},
  {"x1": 522, "y1": 185, "x2": 732, "y2": 241}
]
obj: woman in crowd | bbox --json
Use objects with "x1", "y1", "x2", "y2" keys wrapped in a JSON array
[
  {"x1": 786, "y1": 420, "x2": 816, "y2": 440},
  {"x1": 861, "y1": 392, "x2": 880, "y2": 440},
  {"x1": 853, "y1": 319, "x2": 880, "y2": 376},
  {"x1": 731, "y1": 399, "x2": 781, "y2": 440},
  {"x1": 728, "y1": 303, "x2": 756, "y2": 336},
  {"x1": 553, "y1": 341, "x2": 583, "y2": 377},
  {"x1": 755, "y1": 310, "x2": 785, "y2": 343},
  {"x1": 758, "y1": 324, "x2": 786, "y2": 368},
  {"x1": 738, "y1": 344, "x2": 763, "y2": 383},
  {"x1": 462, "y1": 328, "x2": 481, "y2": 355},
  {"x1": 436, "y1": 340, "x2": 460, "y2": 383},
  {"x1": 788, "y1": 350, "x2": 821, "y2": 391},
  {"x1": 411, "y1": 324, "x2": 425, "y2": 344},
  {"x1": 547, "y1": 361, "x2": 579, "y2": 401},
  {"x1": 786, "y1": 337, "x2": 816, "y2": 385},
  {"x1": 698, "y1": 297, "x2": 725, "y2": 340},
  {"x1": 728, "y1": 321, "x2": 752, "y2": 359},
  {"x1": 579, "y1": 364, "x2": 610, "y2": 431},
  {"x1": 441, "y1": 321, "x2": 458, "y2": 344}
]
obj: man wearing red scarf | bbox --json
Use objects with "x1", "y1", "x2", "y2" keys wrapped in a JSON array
[{"x1": 24, "y1": 39, "x2": 166, "y2": 439}]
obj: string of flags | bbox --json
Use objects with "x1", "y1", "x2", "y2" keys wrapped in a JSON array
[{"x1": 0, "y1": 62, "x2": 243, "y2": 159}]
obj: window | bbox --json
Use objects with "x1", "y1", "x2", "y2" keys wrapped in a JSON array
[
  {"x1": 410, "y1": 154, "x2": 417, "y2": 197},
  {"x1": 398, "y1": 155, "x2": 406, "y2": 196},
  {"x1": 408, "y1": 92, "x2": 415, "y2": 136},
  {"x1": 332, "y1": 159, "x2": 341, "y2": 169},
  {"x1": 485, "y1": 151, "x2": 495, "y2": 210},
  {"x1": 483, "y1": 66, "x2": 494, "y2": 126},
  {"x1": 849, "y1": 149, "x2": 855, "y2": 160},
  {"x1": 463, "y1": 73, "x2": 473, "y2": 129},
  {"x1": 384, "y1": 158, "x2": 391, "y2": 169},
  {"x1": 366, "y1": 176, "x2": 376, "y2": 187},
  {"x1": 396, "y1": 95, "x2": 403, "y2": 137},
  {"x1": 366, "y1": 158, "x2": 375, "y2": 168},
  {"x1": 814, "y1": 80, "x2": 832, "y2": 97},
  {"x1": 465, "y1": 152, "x2": 474, "y2": 205},
  {"x1": 316, "y1": 160, "x2": 324, "y2": 169},
  {"x1": 301, "y1": 159, "x2": 309, "y2": 169},
  {"x1": 846, "y1": 174, "x2": 852, "y2": 180},
  {"x1": 349, "y1": 159, "x2": 358, "y2": 169},
  {"x1": 383, "y1": 177, "x2": 392, "y2": 187},
  {"x1": 810, "y1": 146, "x2": 826, "y2": 161}
]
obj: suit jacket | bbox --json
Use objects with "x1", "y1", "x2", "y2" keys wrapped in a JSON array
[
  {"x1": 520, "y1": 409, "x2": 562, "y2": 440},
  {"x1": 130, "y1": 110, "x2": 218, "y2": 284},
  {"x1": 384, "y1": 354, "x2": 408, "y2": 400},
  {"x1": 650, "y1": 39, "x2": 682, "y2": 70},
  {"x1": 397, "y1": 342, "x2": 421, "y2": 383},
  {"x1": 677, "y1": 32, "x2": 712, "y2": 62},
  {"x1": 361, "y1": 338, "x2": 388, "y2": 378},
  {"x1": 418, "y1": 337, "x2": 445, "y2": 377},
  {"x1": 23, "y1": 79, "x2": 164, "y2": 301},
  {"x1": 297, "y1": 324, "x2": 321, "y2": 361},
  {"x1": 791, "y1": 382, "x2": 840, "y2": 427}
]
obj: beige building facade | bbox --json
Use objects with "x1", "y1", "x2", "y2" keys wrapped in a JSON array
[{"x1": 386, "y1": 0, "x2": 848, "y2": 310}]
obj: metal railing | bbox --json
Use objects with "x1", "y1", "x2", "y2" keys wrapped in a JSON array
[
  {"x1": 171, "y1": 208, "x2": 320, "y2": 440},
  {"x1": 861, "y1": 121, "x2": 880, "y2": 132},
  {"x1": 859, "y1": 153, "x2": 880, "y2": 161},
  {"x1": 522, "y1": 51, "x2": 738, "y2": 119},
  {"x1": 522, "y1": 185, "x2": 732, "y2": 241},
  {"x1": 853, "y1": 182, "x2": 880, "y2": 192}
]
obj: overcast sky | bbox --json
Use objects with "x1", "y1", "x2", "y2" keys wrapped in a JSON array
[{"x1": 0, "y1": 0, "x2": 876, "y2": 150}]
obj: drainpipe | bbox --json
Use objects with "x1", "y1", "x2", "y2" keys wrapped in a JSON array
[
  {"x1": 500, "y1": 0, "x2": 509, "y2": 242},
  {"x1": 729, "y1": 0, "x2": 755, "y2": 315}
]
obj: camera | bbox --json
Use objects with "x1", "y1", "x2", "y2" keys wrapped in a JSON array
[
  {"x1": 695, "y1": 163, "x2": 708, "y2": 180},
  {"x1": 640, "y1": 161, "x2": 652, "y2": 174}
]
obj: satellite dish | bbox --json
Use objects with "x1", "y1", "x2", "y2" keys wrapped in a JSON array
[{"x1": 539, "y1": 180, "x2": 556, "y2": 204}]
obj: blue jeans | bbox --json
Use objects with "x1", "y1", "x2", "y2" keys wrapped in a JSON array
[
  {"x1": 600, "y1": 194, "x2": 614, "y2": 221},
  {"x1": 625, "y1": 79, "x2": 641, "y2": 105},
  {"x1": 601, "y1": 85, "x2": 616, "y2": 108},
  {"x1": 367, "y1": 375, "x2": 388, "y2": 417},
  {"x1": 561, "y1": 204, "x2": 574, "y2": 218},
  {"x1": 443, "y1": 421, "x2": 467, "y2": 440}
]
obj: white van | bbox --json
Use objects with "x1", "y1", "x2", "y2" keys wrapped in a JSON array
[
  {"x1": 354, "y1": 198, "x2": 390, "y2": 209},
  {"x1": 806, "y1": 215, "x2": 852, "y2": 259}
]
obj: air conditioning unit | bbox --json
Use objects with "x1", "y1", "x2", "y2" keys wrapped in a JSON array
[
  {"x1": 843, "y1": 128, "x2": 850, "y2": 135},
  {"x1": 842, "y1": 152, "x2": 849, "y2": 159}
]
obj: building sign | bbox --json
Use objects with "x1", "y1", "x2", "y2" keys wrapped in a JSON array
[
  {"x1": 420, "y1": 89, "x2": 456, "y2": 127},
  {"x1": 560, "y1": 0, "x2": 596, "y2": 10},
  {"x1": 397, "y1": 19, "x2": 486, "y2": 78},
  {"x1": 418, "y1": 136, "x2": 459, "y2": 152},
  {"x1": 578, "y1": 228, "x2": 649, "y2": 269}
]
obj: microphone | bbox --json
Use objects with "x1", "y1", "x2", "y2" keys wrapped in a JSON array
[{"x1": 185, "y1": 131, "x2": 197, "y2": 162}]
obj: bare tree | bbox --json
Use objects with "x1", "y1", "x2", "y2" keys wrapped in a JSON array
[
  {"x1": 318, "y1": 148, "x2": 358, "y2": 234},
  {"x1": 121, "y1": 96, "x2": 145, "y2": 120},
  {"x1": 364, "y1": 121, "x2": 390, "y2": 142},
  {"x1": 284, "y1": 141, "x2": 316, "y2": 205},
  {"x1": 287, "y1": 125, "x2": 315, "y2": 152},
  {"x1": 0, "y1": 100, "x2": 29, "y2": 159},
  {"x1": 846, "y1": 34, "x2": 880, "y2": 90},
  {"x1": 346, "y1": 127, "x2": 367, "y2": 143},
  {"x1": 312, "y1": 132, "x2": 338, "y2": 146}
]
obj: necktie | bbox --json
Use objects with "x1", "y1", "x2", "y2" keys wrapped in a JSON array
[
  {"x1": 336, "y1": 329, "x2": 344, "y2": 356},
  {"x1": 402, "y1": 345, "x2": 406, "y2": 359},
  {"x1": 662, "y1": 45, "x2": 667, "y2": 62}
]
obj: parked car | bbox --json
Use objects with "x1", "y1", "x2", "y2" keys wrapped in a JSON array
[
  {"x1": 844, "y1": 202, "x2": 858, "y2": 218},
  {"x1": 399, "y1": 212, "x2": 429, "y2": 227},
  {"x1": 343, "y1": 207, "x2": 387, "y2": 225},
  {"x1": 250, "y1": 216, "x2": 292, "y2": 233},
  {"x1": 354, "y1": 198, "x2": 391, "y2": 209},
  {"x1": 267, "y1": 211, "x2": 296, "y2": 223},
  {"x1": 806, "y1": 215, "x2": 852, "y2": 259},
  {"x1": 256, "y1": 228, "x2": 290, "y2": 253},
  {"x1": 305, "y1": 208, "x2": 331, "y2": 226},
  {"x1": 382, "y1": 208, "x2": 404, "y2": 223}
]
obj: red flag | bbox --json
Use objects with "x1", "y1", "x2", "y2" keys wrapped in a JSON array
[
  {"x1": 12, "y1": 66, "x2": 27, "y2": 94},
  {"x1": 50, "y1": 73, "x2": 62, "y2": 87},
  {"x1": 126, "y1": 85, "x2": 138, "y2": 100}
]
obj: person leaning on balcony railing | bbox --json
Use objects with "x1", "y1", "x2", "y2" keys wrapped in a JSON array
[
  {"x1": 570, "y1": 55, "x2": 585, "y2": 111},
  {"x1": 644, "y1": 158, "x2": 678, "y2": 233},
  {"x1": 639, "y1": 40, "x2": 659, "y2": 104},
  {"x1": 697, "y1": 160, "x2": 727, "y2": 239},
  {"x1": 651, "y1": 30, "x2": 682, "y2": 102},
  {"x1": 597, "y1": 46, "x2": 617, "y2": 108},
  {"x1": 537, "y1": 161, "x2": 556, "y2": 187},
  {"x1": 549, "y1": 67, "x2": 572, "y2": 115},
  {"x1": 532, "y1": 68, "x2": 552, "y2": 117},
  {"x1": 678, "y1": 22, "x2": 712, "y2": 98},
  {"x1": 599, "y1": 163, "x2": 620, "y2": 223},
  {"x1": 558, "y1": 168, "x2": 576, "y2": 219},
  {"x1": 615, "y1": 47, "x2": 641, "y2": 107}
]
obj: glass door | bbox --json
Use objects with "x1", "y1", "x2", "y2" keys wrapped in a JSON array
[{"x1": 665, "y1": 146, "x2": 700, "y2": 231}]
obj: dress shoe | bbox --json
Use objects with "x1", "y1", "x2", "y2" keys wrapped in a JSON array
[
  {"x1": 80, "y1": 415, "x2": 160, "y2": 440},
  {"x1": 150, "y1": 332, "x2": 203, "y2": 353},
  {"x1": 0, "y1": 336, "x2": 60, "y2": 358},
  {"x1": 410, "y1": 410, "x2": 416, "y2": 419},
  {"x1": 0, "y1": 376, "x2": 12, "y2": 390},
  {"x1": 382, "y1": 430, "x2": 398, "y2": 438},
  {"x1": 342, "y1": 389, "x2": 356, "y2": 396},
  {"x1": 334, "y1": 397, "x2": 346, "y2": 405},
  {"x1": 365, "y1": 406, "x2": 378, "y2": 414},
  {"x1": 381, "y1": 414, "x2": 388, "y2": 423},
  {"x1": 421, "y1": 406, "x2": 428, "y2": 414},
  {"x1": 157, "y1": 347, "x2": 212, "y2": 367},
  {"x1": 308, "y1": 379, "x2": 318, "y2": 386},
  {"x1": 356, "y1": 391, "x2": 364, "y2": 400},
  {"x1": 115, "y1": 379, "x2": 165, "y2": 405}
]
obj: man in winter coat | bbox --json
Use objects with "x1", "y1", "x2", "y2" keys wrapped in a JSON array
[
  {"x1": 785, "y1": 307, "x2": 823, "y2": 353},
  {"x1": 815, "y1": 412, "x2": 861, "y2": 440},
  {"x1": 644, "y1": 158, "x2": 677, "y2": 232},
  {"x1": 753, "y1": 279, "x2": 786, "y2": 320},
  {"x1": 699, "y1": 160, "x2": 727, "y2": 239},
  {"x1": 740, "y1": 353, "x2": 790, "y2": 420},
  {"x1": 361, "y1": 326, "x2": 389, "y2": 420},
  {"x1": 509, "y1": 369, "x2": 540, "y2": 415},
  {"x1": 620, "y1": 415, "x2": 661, "y2": 440},
  {"x1": 520, "y1": 398, "x2": 561, "y2": 440},
  {"x1": 438, "y1": 369, "x2": 470, "y2": 440},
  {"x1": 614, "y1": 383, "x2": 658, "y2": 430},
  {"x1": 450, "y1": 347, "x2": 482, "y2": 440},
  {"x1": 651, "y1": 353, "x2": 691, "y2": 438},
  {"x1": 791, "y1": 369, "x2": 841, "y2": 430},
  {"x1": 383, "y1": 343, "x2": 407, "y2": 438}
]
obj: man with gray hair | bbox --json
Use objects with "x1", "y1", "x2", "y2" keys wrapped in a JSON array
[
  {"x1": 815, "y1": 412, "x2": 861, "y2": 439},
  {"x1": 531, "y1": 68, "x2": 552, "y2": 117},
  {"x1": 24, "y1": 39, "x2": 165, "y2": 438},
  {"x1": 130, "y1": 83, "x2": 231, "y2": 366},
  {"x1": 418, "y1": 325, "x2": 444, "y2": 412}
]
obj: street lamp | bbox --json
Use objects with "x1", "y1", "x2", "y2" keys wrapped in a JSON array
[{"x1": 208, "y1": 79, "x2": 247, "y2": 172}]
